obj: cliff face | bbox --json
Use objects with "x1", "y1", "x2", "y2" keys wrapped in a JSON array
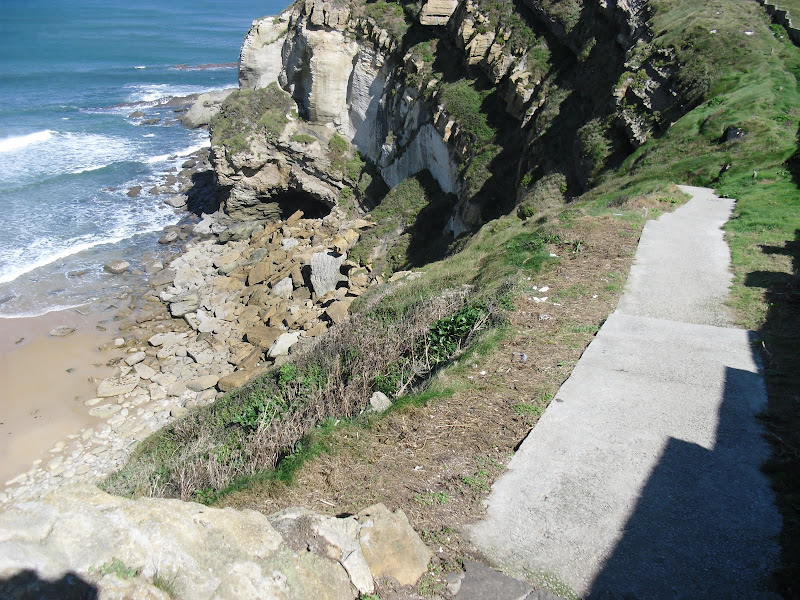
[{"x1": 215, "y1": 0, "x2": 683, "y2": 240}]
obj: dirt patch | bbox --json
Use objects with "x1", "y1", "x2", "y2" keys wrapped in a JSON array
[{"x1": 217, "y1": 212, "x2": 645, "y2": 597}]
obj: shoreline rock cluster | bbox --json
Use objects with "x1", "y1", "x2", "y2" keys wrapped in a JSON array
[{"x1": 1, "y1": 185, "x2": 385, "y2": 504}]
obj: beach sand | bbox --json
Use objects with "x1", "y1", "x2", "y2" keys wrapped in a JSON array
[{"x1": 0, "y1": 308, "x2": 117, "y2": 486}]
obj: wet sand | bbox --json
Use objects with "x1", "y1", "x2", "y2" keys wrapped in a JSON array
[{"x1": 0, "y1": 309, "x2": 117, "y2": 486}]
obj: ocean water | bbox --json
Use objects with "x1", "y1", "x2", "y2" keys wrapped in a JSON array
[{"x1": 0, "y1": 0, "x2": 289, "y2": 318}]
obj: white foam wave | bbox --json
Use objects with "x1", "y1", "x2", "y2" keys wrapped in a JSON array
[
  {"x1": 0, "y1": 302, "x2": 90, "y2": 320},
  {"x1": 0, "y1": 130, "x2": 54, "y2": 153},
  {"x1": 133, "y1": 65, "x2": 147, "y2": 69},
  {"x1": 142, "y1": 133, "x2": 156, "y2": 138},
  {"x1": 0, "y1": 236, "x2": 125, "y2": 285},
  {"x1": 71, "y1": 164, "x2": 108, "y2": 175},
  {"x1": 144, "y1": 140, "x2": 210, "y2": 164},
  {"x1": 0, "y1": 131, "x2": 135, "y2": 185},
  {"x1": 125, "y1": 83, "x2": 232, "y2": 104}
]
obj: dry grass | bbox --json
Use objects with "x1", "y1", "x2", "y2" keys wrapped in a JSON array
[{"x1": 216, "y1": 210, "x2": 647, "y2": 595}]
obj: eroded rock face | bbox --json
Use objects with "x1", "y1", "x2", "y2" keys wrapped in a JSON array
[
  {"x1": 420, "y1": 0, "x2": 460, "y2": 25},
  {"x1": 239, "y1": 13, "x2": 291, "y2": 90},
  {"x1": 0, "y1": 486, "x2": 431, "y2": 600}
]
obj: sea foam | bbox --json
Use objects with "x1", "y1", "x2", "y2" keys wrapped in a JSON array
[{"x1": 0, "y1": 130, "x2": 54, "y2": 153}]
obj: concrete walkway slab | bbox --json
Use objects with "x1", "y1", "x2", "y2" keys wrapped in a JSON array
[{"x1": 469, "y1": 188, "x2": 781, "y2": 598}]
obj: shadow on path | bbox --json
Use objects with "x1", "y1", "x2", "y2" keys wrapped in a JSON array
[
  {"x1": 0, "y1": 569, "x2": 98, "y2": 600},
  {"x1": 588, "y1": 364, "x2": 779, "y2": 598}
]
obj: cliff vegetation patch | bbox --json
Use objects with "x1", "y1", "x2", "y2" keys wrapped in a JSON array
[{"x1": 210, "y1": 82, "x2": 293, "y2": 154}]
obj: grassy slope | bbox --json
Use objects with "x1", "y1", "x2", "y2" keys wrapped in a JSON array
[
  {"x1": 110, "y1": 0, "x2": 800, "y2": 591},
  {"x1": 588, "y1": 2, "x2": 800, "y2": 593}
]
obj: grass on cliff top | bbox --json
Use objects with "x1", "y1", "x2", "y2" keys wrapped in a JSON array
[
  {"x1": 586, "y1": 5, "x2": 800, "y2": 591},
  {"x1": 210, "y1": 82, "x2": 293, "y2": 154}
]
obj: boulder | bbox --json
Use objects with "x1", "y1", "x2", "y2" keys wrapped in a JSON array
[
  {"x1": 88, "y1": 404, "x2": 122, "y2": 418},
  {"x1": 133, "y1": 363, "x2": 157, "y2": 380},
  {"x1": 126, "y1": 186, "x2": 142, "y2": 198},
  {"x1": 149, "y1": 268, "x2": 176, "y2": 287},
  {"x1": 158, "y1": 231, "x2": 178, "y2": 244},
  {"x1": 310, "y1": 252, "x2": 347, "y2": 296},
  {"x1": 0, "y1": 485, "x2": 356, "y2": 600},
  {"x1": 103, "y1": 260, "x2": 130, "y2": 275},
  {"x1": 325, "y1": 299, "x2": 351, "y2": 324},
  {"x1": 419, "y1": 0, "x2": 459, "y2": 25},
  {"x1": 357, "y1": 503, "x2": 432, "y2": 586},
  {"x1": 271, "y1": 276, "x2": 294, "y2": 299},
  {"x1": 182, "y1": 88, "x2": 236, "y2": 128},
  {"x1": 187, "y1": 375, "x2": 220, "y2": 392},
  {"x1": 124, "y1": 351, "x2": 146, "y2": 366},
  {"x1": 248, "y1": 261, "x2": 271, "y2": 286},
  {"x1": 245, "y1": 325, "x2": 282, "y2": 350},
  {"x1": 96, "y1": 373, "x2": 140, "y2": 397},
  {"x1": 169, "y1": 292, "x2": 200, "y2": 317},
  {"x1": 164, "y1": 195, "x2": 188, "y2": 208},
  {"x1": 218, "y1": 369, "x2": 260, "y2": 392},
  {"x1": 368, "y1": 391, "x2": 392, "y2": 413},
  {"x1": 268, "y1": 331, "x2": 301, "y2": 358}
]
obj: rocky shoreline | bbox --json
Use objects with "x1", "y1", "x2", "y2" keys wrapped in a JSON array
[{"x1": 0, "y1": 145, "x2": 392, "y2": 504}]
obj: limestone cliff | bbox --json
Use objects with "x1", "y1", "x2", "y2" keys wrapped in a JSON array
[{"x1": 212, "y1": 0, "x2": 685, "y2": 251}]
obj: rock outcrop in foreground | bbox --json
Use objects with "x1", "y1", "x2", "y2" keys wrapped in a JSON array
[{"x1": 0, "y1": 485, "x2": 432, "y2": 600}]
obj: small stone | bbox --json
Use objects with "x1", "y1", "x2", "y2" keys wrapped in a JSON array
[
  {"x1": 103, "y1": 260, "x2": 130, "y2": 274},
  {"x1": 268, "y1": 331, "x2": 301, "y2": 358},
  {"x1": 97, "y1": 373, "x2": 140, "y2": 397},
  {"x1": 134, "y1": 362, "x2": 157, "y2": 380},
  {"x1": 114, "y1": 338, "x2": 125, "y2": 347},
  {"x1": 368, "y1": 391, "x2": 392, "y2": 413},
  {"x1": 88, "y1": 404, "x2": 122, "y2": 418},
  {"x1": 49, "y1": 325, "x2": 76, "y2": 337},
  {"x1": 187, "y1": 374, "x2": 220, "y2": 392},
  {"x1": 158, "y1": 230, "x2": 178, "y2": 244},
  {"x1": 124, "y1": 351, "x2": 146, "y2": 366}
]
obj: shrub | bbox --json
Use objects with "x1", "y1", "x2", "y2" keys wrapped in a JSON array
[{"x1": 440, "y1": 80, "x2": 496, "y2": 144}]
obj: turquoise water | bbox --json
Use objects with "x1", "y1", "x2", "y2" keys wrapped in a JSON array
[{"x1": 0, "y1": 0, "x2": 288, "y2": 317}]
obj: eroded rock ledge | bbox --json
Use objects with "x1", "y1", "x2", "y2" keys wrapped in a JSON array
[{"x1": 0, "y1": 485, "x2": 432, "y2": 600}]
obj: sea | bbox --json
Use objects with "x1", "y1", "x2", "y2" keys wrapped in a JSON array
[{"x1": 0, "y1": 0, "x2": 288, "y2": 318}]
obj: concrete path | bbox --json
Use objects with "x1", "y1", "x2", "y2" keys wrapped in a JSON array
[{"x1": 470, "y1": 187, "x2": 781, "y2": 599}]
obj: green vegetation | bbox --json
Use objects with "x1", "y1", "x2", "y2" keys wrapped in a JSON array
[
  {"x1": 356, "y1": 0, "x2": 413, "y2": 39},
  {"x1": 350, "y1": 171, "x2": 456, "y2": 274},
  {"x1": 290, "y1": 133, "x2": 316, "y2": 144},
  {"x1": 328, "y1": 132, "x2": 355, "y2": 175},
  {"x1": 475, "y1": 0, "x2": 544, "y2": 55},
  {"x1": 210, "y1": 82, "x2": 293, "y2": 154},
  {"x1": 92, "y1": 558, "x2": 138, "y2": 580},
  {"x1": 440, "y1": 81, "x2": 496, "y2": 144}
]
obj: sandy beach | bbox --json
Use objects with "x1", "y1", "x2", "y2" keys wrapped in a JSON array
[{"x1": 0, "y1": 308, "x2": 117, "y2": 486}]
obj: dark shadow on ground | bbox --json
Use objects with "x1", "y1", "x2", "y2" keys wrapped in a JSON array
[
  {"x1": 0, "y1": 570, "x2": 98, "y2": 600},
  {"x1": 746, "y1": 228, "x2": 800, "y2": 597},
  {"x1": 588, "y1": 365, "x2": 779, "y2": 599}
]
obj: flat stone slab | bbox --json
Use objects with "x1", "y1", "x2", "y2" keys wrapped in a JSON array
[
  {"x1": 455, "y1": 560, "x2": 532, "y2": 600},
  {"x1": 470, "y1": 189, "x2": 781, "y2": 598}
]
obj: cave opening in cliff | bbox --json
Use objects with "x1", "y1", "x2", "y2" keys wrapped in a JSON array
[{"x1": 272, "y1": 190, "x2": 332, "y2": 219}]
